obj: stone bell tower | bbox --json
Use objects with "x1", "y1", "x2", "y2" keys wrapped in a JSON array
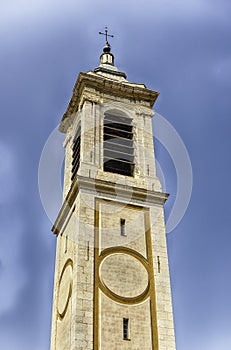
[{"x1": 50, "y1": 30, "x2": 176, "y2": 350}]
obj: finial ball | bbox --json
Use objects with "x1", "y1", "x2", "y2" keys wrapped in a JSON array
[{"x1": 103, "y1": 44, "x2": 111, "y2": 53}]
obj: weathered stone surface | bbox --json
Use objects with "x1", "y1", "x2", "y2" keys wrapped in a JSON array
[{"x1": 50, "y1": 58, "x2": 176, "y2": 350}]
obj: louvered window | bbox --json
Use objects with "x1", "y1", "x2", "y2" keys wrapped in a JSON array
[
  {"x1": 71, "y1": 124, "x2": 81, "y2": 181},
  {"x1": 103, "y1": 113, "x2": 134, "y2": 176}
]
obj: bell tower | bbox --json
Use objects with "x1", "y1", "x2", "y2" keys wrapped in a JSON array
[{"x1": 50, "y1": 31, "x2": 176, "y2": 350}]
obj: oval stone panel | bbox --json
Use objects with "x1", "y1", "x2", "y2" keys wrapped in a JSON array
[
  {"x1": 100, "y1": 253, "x2": 148, "y2": 299},
  {"x1": 57, "y1": 262, "x2": 73, "y2": 319}
]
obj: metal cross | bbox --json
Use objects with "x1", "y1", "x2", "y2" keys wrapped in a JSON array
[{"x1": 99, "y1": 27, "x2": 114, "y2": 45}]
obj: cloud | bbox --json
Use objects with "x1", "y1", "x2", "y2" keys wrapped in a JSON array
[
  {"x1": 0, "y1": 212, "x2": 26, "y2": 315},
  {"x1": 186, "y1": 331, "x2": 231, "y2": 350},
  {"x1": 0, "y1": 0, "x2": 230, "y2": 349},
  {"x1": 0, "y1": 142, "x2": 20, "y2": 204},
  {"x1": 0, "y1": 142, "x2": 26, "y2": 315},
  {"x1": 0, "y1": 0, "x2": 83, "y2": 26},
  {"x1": 212, "y1": 56, "x2": 231, "y2": 85},
  {"x1": 1, "y1": 0, "x2": 229, "y2": 33}
]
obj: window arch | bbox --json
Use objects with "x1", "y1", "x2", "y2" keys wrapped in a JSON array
[{"x1": 103, "y1": 111, "x2": 134, "y2": 176}]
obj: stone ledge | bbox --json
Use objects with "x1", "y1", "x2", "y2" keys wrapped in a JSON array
[{"x1": 52, "y1": 175, "x2": 168, "y2": 235}]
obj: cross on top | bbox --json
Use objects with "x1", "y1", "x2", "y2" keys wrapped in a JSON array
[{"x1": 99, "y1": 27, "x2": 114, "y2": 45}]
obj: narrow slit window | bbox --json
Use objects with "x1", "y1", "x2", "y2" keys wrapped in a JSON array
[
  {"x1": 123, "y1": 318, "x2": 130, "y2": 340},
  {"x1": 147, "y1": 164, "x2": 150, "y2": 176},
  {"x1": 85, "y1": 241, "x2": 90, "y2": 261},
  {"x1": 120, "y1": 219, "x2": 126, "y2": 236},
  {"x1": 64, "y1": 235, "x2": 68, "y2": 254},
  {"x1": 157, "y1": 256, "x2": 160, "y2": 273}
]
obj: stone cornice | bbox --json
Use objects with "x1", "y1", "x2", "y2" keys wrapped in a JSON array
[
  {"x1": 59, "y1": 72, "x2": 159, "y2": 133},
  {"x1": 52, "y1": 175, "x2": 168, "y2": 235},
  {"x1": 94, "y1": 66, "x2": 127, "y2": 78}
]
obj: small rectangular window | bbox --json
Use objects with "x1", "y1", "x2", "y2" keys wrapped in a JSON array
[
  {"x1": 120, "y1": 219, "x2": 126, "y2": 236},
  {"x1": 123, "y1": 318, "x2": 130, "y2": 340}
]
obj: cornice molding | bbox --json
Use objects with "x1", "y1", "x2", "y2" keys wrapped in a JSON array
[
  {"x1": 94, "y1": 66, "x2": 127, "y2": 79},
  {"x1": 52, "y1": 175, "x2": 168, "y2": 235},
  {"x1": 59, "y1": 72, "x2": 159, "y2": 133}
]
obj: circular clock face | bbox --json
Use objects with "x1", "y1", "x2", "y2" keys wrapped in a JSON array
[{"x1": 57, "y1": 259, "x2": 73, "y2": 319}]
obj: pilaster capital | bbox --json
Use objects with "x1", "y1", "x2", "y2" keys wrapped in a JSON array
[
  {"x1": 80, "y1": 92, "x2": 102, "y2": 108},
  {"x1": 135, "y1": 107, "x2": 154, "y2": 118}
]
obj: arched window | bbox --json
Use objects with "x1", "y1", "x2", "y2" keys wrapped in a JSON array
[{"x1": 103, "y1": 112, "x2": 134, "y2": 176}]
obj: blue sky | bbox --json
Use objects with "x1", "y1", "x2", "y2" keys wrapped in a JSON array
[{"x1": 0, "y1": 0, "x2": 231, "y2": 349}]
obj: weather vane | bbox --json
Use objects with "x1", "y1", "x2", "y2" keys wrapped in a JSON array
[{"x1": 99, "y1": 26, "x2": 114, "y2": 46}]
